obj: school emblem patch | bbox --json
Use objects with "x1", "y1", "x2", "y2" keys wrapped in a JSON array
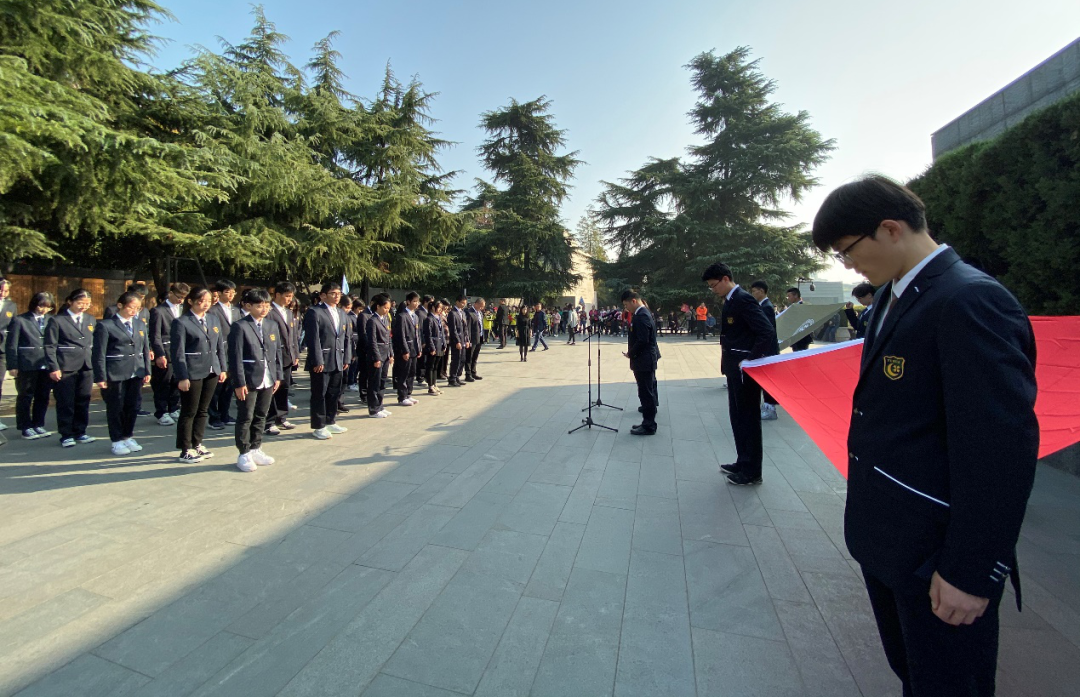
[
  {"x1": 87, "y1": 324, "x2": 93, "y2": 331},
  {"x1": 4, "y1": 311, "x2": 11, "y2": 318},
  {"x1": 269, "y1": 334, "x2": 276, "y2": 341},
  {"x1": 883, "y1": 356, "x2": 905, "y2": 381},
  {"x1": 726, "y1": 317, "x2": 734, "y2": 325},
  {"x1": 138, "y1": 330, "x2": 145, "y2": 337},
  {"x1": 213, "y1": 326, "x2": 219, "y2": 333}
]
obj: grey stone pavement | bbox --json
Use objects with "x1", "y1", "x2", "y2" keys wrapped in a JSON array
[{"x1": 1, "y1": 335, "x2": 1078, "y2": 696}]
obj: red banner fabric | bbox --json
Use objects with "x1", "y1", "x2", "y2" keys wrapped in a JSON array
[{"x1": 742, "y1": 316, "x2": 1080, "y2": 478}]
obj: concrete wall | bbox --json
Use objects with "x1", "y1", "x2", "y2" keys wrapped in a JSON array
[{"x1": 932, "y1": 37, "x2": 1080, "y2": 159}]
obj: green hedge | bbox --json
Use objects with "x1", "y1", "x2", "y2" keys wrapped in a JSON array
[{"x1": 908, "y1": 90, "x2": 1080, "y2": 315}]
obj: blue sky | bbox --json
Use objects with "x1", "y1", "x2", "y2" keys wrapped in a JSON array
[{"x1": 148, "y1": 1, "x2": 1080, "y2": 281}]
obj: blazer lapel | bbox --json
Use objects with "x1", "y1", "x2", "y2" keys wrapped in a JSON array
[{"x1": 858, "y1": 249, "x2": 962, "y2": 381}]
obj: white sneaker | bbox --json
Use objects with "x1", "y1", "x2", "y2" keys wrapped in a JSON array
[
  {"x1": 0, "y1": 420, "x2": 7, "y2": 431},
  {"x1": 313, "y1": 427, "x2": 332, "y2": 440},
  {"x1": 125, "y1": 438, "x2": 143, "y2": 452},
  {"x1": 251, "y1": 449, "x2": 275, "y2": 466},
  {"x1": 112, "y1": 441, "x2": 132, "y2": 456},
  {"x1": 60, "y1": 437, "x2": 76, "y2": 448},
  {"x1": 327, "y1": 424, "x2": 348, "y2": 434},
  {"x1": 370, "y1": 411, "x2": 389, "y2": 419},
  {"x1": 170, "y1": 410, "x2": 180, "y2": 420},
  {"x1": 158, "y1": 415, "x2": 175, "y2": 426},
  {"x1": 407, "y1": 398, "x2": 419, "y2": 406},
  {"x1": 346, "y1": 384, "x2": 359, "y2": 392},
  {"x1": 397, "y1": 400, "x2": 415, "y2": 407},
  {"x1": 195, "y1": 444, "x2": 214, "y2": 458},
  {"x1": 236, "y1": 453, "x2": 257, "y2": 472},
  {"x1": 288, "y1": 401, "x2": 297, "y2": 410},
  {"x1": 761, "y1": 404, "x2": 778, "y2": 421}
]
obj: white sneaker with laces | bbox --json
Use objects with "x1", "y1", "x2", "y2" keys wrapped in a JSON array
[
  {"x1": 370, "y1": 411, "x2": 389, "y2": 419},
  {"x1": 169, "y1": 410, "x2": 180, "y2": 420},
  {"x1": 0, "y1": 420, "x2": 7, "y2": 431},
  {"x1": 397, "y1": 400, "x2": 415, "y2": 407},
  {"x1": 195, "y1": 444, "x2": 214, "y2": 458},
  {"x1": 236, "y1": 453, "x2": 257, "y2": 472},
  {"x1": 34, "y1": 427, "x2": 51, "y2": 436},
  {"x1": 60, "y1": 437, "x2": 76, "y2": 448},
  {"x1": 313, "y1": 427, "x2": 332, "y2": 440},
  {"x1": 327, "y1": 424, "x2": 348, "y2": 434},
  {"x1": 288, "y1": 401, "x2": 297, "y2": 410},
  {"x1": 125, "y1": 438, "x2": 143, "y2": 452},
  {"x1": 251, "y1": 449, "x2": 275, "y2": 466},
  {"x1": 158, "y1": 415, "x2": 176, "y2": 426},
  {"x1": 112, "y1": 441, "x2": 132, "y2": 456}
]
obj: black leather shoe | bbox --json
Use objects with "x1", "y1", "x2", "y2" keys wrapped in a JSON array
[
  {"x1": 720, "y1": 463, "x2": 741, "y2": 475},
  {"x1": 726, "y1": 472, "x2": 762, "y2": 486},
  {"x1": 465, "y1": 377, "x2": 475, "y2": 382},
  {"x1": 338, "y1": 405, "x2": 350, "y2": 414},
  {"x1": 448, "y1": 380, "x2": 462, "y2": 387},
  {"x1": 472, "y1": 375, "x2": 483, "y2": 380},
  {"x1": 630, "y1": 425, "x2": 656, "y2": 436}
]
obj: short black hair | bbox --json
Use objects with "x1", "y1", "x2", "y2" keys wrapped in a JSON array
[
  {"x1": 117, "y1": 291, "x2": 142, "y2": 308},
  {"x1": 786, "y1": 287, "x2": 801, "y2": 298},
  {"x1": 214, "y1": 279, "x2": 237, "y2": 293},
  {"x1": 339, "y1": 295, "x2": 353, "y2": 308},
  {"x1": 852, "y1": 282, "x2": 876, "y2": 299},
  {"x1": 320, "y1": 281, "x2": 342, "y2": 294},
  {"x1": 65, "y1": 288, "x2": 91, "y2": 304},
  {"x1": 421, "y1": 294, "x2": 434, "y2": 304},
  {"x1": 241, "y1": 288, "x2": 271, "y2": 305},
  {"x1": 456, "y1": 294, "x2": 468, "y2": 302},
  {"x1": 812, "y1": 174, "x2": 928, "y2": 251},
  {"x1": 750, "y1": 280, "x2": 768, "y2": 293},
  {"x1": 620, "y1": 289, "x2": 640, "y2": 302},
  {"x1": 169, "y1": 282, "x2": 191, "y2": 297},
  {"x1": 127, "y1": 282, "x2": 148, "y2": 297},
  {"x1": 405, "y1": 291, "x2": 420, "y2": 302},
  {"x1": 274, "y1": 281, "x2": 296, "y2": 295},
  {"x1": 29, "y1": 291, "x2": 56, "y2": 313},
  {"x1": 701, "y1": 263, "x2": 733, "y2": 283},
  {"x1": 371, "y1": 293, "x2": 391, "y2": 308}
]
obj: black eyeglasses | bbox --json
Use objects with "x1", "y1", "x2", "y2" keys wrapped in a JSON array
[{"x1": 833, "y1": 234, "x2": 870, "y2": 264}]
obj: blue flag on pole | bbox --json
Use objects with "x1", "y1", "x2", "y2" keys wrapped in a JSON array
[{"x1": 341, "y1": 274, "x2": 350, "y2": 295}]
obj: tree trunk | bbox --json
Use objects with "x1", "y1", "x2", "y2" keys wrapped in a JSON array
[{"x1": 361, "y1": 278, "x2": 370, "y2": 304}]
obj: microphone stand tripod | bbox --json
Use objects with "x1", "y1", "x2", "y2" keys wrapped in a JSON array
[
  {"x1": 583, "y1": 321, "x2": 623, "y2": 413},
  {"x1": 569, "y1": 330, "x2": 617, "y2": 434}
]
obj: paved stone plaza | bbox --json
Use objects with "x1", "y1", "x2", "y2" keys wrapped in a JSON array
[{"x1": 1, "y1": 336, "x2": 1078, "y2": 696}]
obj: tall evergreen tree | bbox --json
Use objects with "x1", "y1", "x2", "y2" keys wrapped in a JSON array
[
  {"x1": 595, "y1": 47, "x2": 833, "y2": 304},
  {"x1": 0, "y1": 0, "x2": 226, "y2": 269},
  {"x1": 460, "y1": 97, "x2": 581, "y2": 303},
  {"x1": 574, "y1": 213, "x2": 608, "y2": 262}
]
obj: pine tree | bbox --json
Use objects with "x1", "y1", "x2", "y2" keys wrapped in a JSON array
[
  {"x1": 595, "y1": 47, "x2": 833, "y2": 304},
  {"x1": 460, "y1": 97, "x2": 581, "y2": 303},
  {"x1": 574, "y1": 214, "x2": 608, "y2": 262}
]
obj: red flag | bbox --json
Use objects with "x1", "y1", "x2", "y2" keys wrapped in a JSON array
[{"x1": 743, "y1": 317, "x2": 1080, "y2": 478}]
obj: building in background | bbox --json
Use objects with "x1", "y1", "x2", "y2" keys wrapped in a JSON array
[{"x1": 932, "y1": 37, "x2": 1080, "y2": 159}]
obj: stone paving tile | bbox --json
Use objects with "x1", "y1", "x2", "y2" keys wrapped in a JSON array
[
  {"x1": 474, "y1": 596, "x2": 559, "y2": 697},
  {"x1": 382, "y1": 569, "x2": 523, "y2": 694},
  {"x1": 362, "y1": 674, "x2": 466, "y2": 697},
  {"x1": 744, "y1": 524, "x2": 813, "y2": 604},
  {"x1": 358, "y1": 504, "x2": 459, "y2": 572},
  {"x1": 677, "y1": 478, "x2": 748, "y2": 547},
  {"x1": 691, "y1": 626, "x2": 805, "y2": 697},
  {"x1": 684, "y1": 539, "x2": 785, "y2": 641},
  {"x1": 637, "y1": 453, "x2": 678, "y2": 499},
  {"x1": 15, "y1": 653, "x2": 150, "y2": 697},
  {"x1": 575, "y1": 504, "x2": 635, "y2": 576},
  {"x1": 523, "y1": 521, "x2": 586, "y2": 602},
  {"x1": 129, "y1": 631, "x2": 254, "y2": 697},
  {"x1": 632, "y1": 494, "x2": 683, "y2": 556},
  {"x1": 430, "y1": 491, "x2": 514, "y2": 551},
  {"x1": 497, "y1": 482, "x2": 572, "y2": 537},
  {"x1": 531, "y1": 567, "x2": 626, "y2": 697},
  {"x1": 773, "y1": 600, "x2": 862, "y2": 697},
  {"x1": 615, "y1": 549, "x2": 696, "y2": 697}
]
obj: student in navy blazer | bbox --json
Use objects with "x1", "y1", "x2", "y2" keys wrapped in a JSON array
[
  {"x1": 304, "y1": 281, "x2": 350, "y2": 438},
  {"x1": 813, "y1": 175, "x2": 1039, "y2": 697},
  {"x1": 392, "y1": 292, "x2": 422, "y2": 406},
  {"x1": 267, "y1": 282, "x2": 299, "y2": 431},
  {"x1": 45, "y1": 289, "x2": 96, "y2": 446},
  {"x1": 170, "y1": 287, "x2": 228, "y2": 463},
  {"x1": 422, "y1": 299, "x2": 447, "y2": 394},
  {"x1": 0, "y1": 277, "x2": 17, "y2": 431},
  {"x1": 7, "y1": 291, "x2": 57, "y2": 439},
  {"x1": 148, "y1": 283, "x2": 189, "y2": 424},
  {"x1": 464, "y1": 298, "x2": 486, "y2": 381},
  {"x1": 620, "y1": 290, "x2": 660, "y2": 435},
  {"x1": 365, "y1": 294, "x2": 394, "y2": 417},
  {"x1": 705, "y1": 263, "x2": 777, "y2": 486},
  {"x1": 93, "y1": 291, "x2": 153, "y2": 455},
  {"x1": 447, "y1": 296, "x2": 469, "y2": 386},
  {"x1": 208, "y1": 279, "x2": 242, "y2": 428},
  {"x1": 228, "y1": 289, "x2": 282, "y2": 472}
]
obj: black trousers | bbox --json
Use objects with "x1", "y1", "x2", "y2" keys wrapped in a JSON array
[
  {"x1": 426, "y1": 351, "x2": 442, "y2": 386},
  {"x1": 762, "y1": 389, "x2": 778, "y2": 406},
  {"x1": 633, "y1": 367, "x2": 658, "y2": 429},
  {"x1": 267, "y1": 365, "x2": 294, "y2": 423},
  {"x1": 15, "y1": 370, "x2": 52, "y2": 432},
  {"x1": 437, "y1": 351, "x2": 449, "y2": 379},
  {"x1": 697, "y1": 321, "x2": 708, "y2": 339},
  {"x1": 357, "y1": 359, "x2": 371, "y2": 400},
  {"x1": 466, "y1": 343, "x2": 481, "y2": 378},
  {"x1": 177, "y1": 375, "x2": 218, "y2": 451},
  {"x1": 104, "y1": 378, "x2": 142, "y2": 442},
  {"x1": 863, "y1": 569, "x2": 1000, "y2": 697},
  {"x1": 367, "y1": 360, "x2": 390, "y2": 413},
  {"x1": 726, "y1": 363, "x2": 763, "y2": 477},
  {"x1": 498, "y1": 324, "x2": 508, "y2": 348},
  {"x1": 449, "y1": 344, "x2": 466, "y2": 380},
  {"x1": 235, "y1": 386, "x2": 274, "y2": 454},
  {"x1": 309, "y1": 369, "x2": 342, "y2": 429},
  {"x1": 209, "y1": 380, "x2": 234, "y2": 424},
  {"x1": 415, "y1": 351, "x2": 426, "y2": 383},
  {"x1": 151, "y1": 362, "x2": 179, "y2": 418},
  {"x1": 54, "y1": 368, "x2": 93, "y2": 439},
  {"x1": 393, "y1": 354, "x2": 416, "y2": 401}
]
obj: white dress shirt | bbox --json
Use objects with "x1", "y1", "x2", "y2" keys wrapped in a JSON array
[{"x1": 877, "y1": 244, "x2": 949, "y2": 329}]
